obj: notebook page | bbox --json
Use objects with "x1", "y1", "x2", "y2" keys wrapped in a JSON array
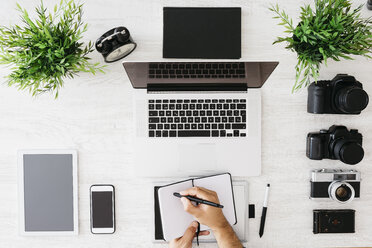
[
  {"x1": 158, "y1": 180, "x2": 194, "y2": 241},
  {"x1": 198, "y1": 182, "x2": 247, "y2": 242},
  {"x1": 193, "y1": 173, "x2": 236, "y2": 230}
]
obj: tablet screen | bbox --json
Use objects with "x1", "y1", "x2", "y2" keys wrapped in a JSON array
[{"x1": 22, "y1": 154, "x2": 74, "y2": 232}]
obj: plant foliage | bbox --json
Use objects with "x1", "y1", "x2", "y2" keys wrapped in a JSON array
[
  {"x1": 0, "y1": 0, "x2": 104, "y2": 98},
  {"x1": 269, "y1": 0, "x2": 372, "y2": 92}
]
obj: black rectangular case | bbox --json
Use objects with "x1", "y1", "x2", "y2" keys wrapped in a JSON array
[{"x1": 313, "y1": 209, "x2": 355, "y2": 234}]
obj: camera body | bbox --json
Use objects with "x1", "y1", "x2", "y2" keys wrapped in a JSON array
[
  {"x1": 368, "y1": 0, "x2": 372, "y2": 10},
  {"x1": 310, "y1": 169, "x2": 360, "y2": 203},
  {"x1": 313, "y1": 209, "x2": 355, "y2": 234},
  {"x1": 307, "y1": 74, "x2": 369, "y2": 114},
  {"x1": 306, "y1": 125, "x2": 364, "y2": 165}
]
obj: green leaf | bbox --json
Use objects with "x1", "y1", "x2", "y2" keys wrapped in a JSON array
[
  {"x1": 0, "y1": 0, "x2": 105, "y2": 98},
  {"x1": 269, "y1": 0, "x2": 372, "y2": 93}
]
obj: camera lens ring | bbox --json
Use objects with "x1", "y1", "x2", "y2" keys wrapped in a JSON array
[
  {"x1": 333, "y1": 139, "x2": 364, "y2": 165},
  {"x1": 328, "y1": 181, "x2": 355, "y2": 203},
  {"x1": 336, "y1": 86, "x2": 369, "y2": 113},
  {"x1": 340, "y1": 142, "x2": 364, "y2": 165}
]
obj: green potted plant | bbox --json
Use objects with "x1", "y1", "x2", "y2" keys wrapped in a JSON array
[
  {"x1": 270, "y1": 0, "x2": 372, "y2": 92},
  {"x1": 0, "y1": 0, "x2": 104, "y2": 98}
]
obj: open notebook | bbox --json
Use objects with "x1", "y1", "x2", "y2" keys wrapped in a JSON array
[{"x1": 155, "y1": 173, "x2": 237, "y2": 241}]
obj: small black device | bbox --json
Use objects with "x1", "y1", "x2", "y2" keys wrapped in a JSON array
[
  {"x1": 96, "y1": 27, "x2": 136, "y2": 63},
  {"x1": 313, "y1": 209, "x2": 355, "y2": 234},
  {"x1": 90, "y1": 184, "x2": 115, "y2": 234},
  {"x1": 368, "y1": 0, "x2": 372, "y2": 10},
  {"x1": 310, "y1": 169, "x2": 360, "y2": 204},
  {"x1": 163, "y1": 7, "x2": 241, "y2": 59},
  {"x1": 306, "y1": 125, "x2": 364, "y2": 165},
  {"x1": 307, "y1": 74, "x2": 369, "y2": 114}
]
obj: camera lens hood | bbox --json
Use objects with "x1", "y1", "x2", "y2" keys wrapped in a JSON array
[
  {"x1": 334, "y1": 139, "x2": 364, "y2": 165},
  {"x1": 336, "y1": 86, "x2": 369, "y2": 113},
  {"x1": 328, "y1": 181, "x2": 355, "y2": 203}
]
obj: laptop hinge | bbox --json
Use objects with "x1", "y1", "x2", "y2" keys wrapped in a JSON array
[{"x1": 147, "y1": 83, "x2": 247, "y2": 93}]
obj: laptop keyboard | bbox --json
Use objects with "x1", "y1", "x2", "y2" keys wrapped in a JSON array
[
  {"x1": 148, "y1": 99, "x2": 247, "y2": 137},
  {"x1": 148, "y1": 62, "x2": 246, "y2": 79}
]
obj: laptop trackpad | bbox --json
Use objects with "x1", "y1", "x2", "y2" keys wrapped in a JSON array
[{"x1": 178, "y1": 143, "x2": 217, "y2": 172}]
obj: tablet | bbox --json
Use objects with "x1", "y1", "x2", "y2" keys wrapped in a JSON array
[{"x1": 18, "y1": 150, "x2": 78, "y2": 235}]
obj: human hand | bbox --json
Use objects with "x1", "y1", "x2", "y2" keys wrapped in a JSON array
[
  {"x1": 169, "y1": 221, "x2": 210, "y2": 248},
  {"x1": 179, "y1": 187, "x2": 229, "y2": 232}
]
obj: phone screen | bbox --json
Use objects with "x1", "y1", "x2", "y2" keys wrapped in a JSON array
[{"x1": 92, "y1": 191, "x2": 113, "y2": 228}]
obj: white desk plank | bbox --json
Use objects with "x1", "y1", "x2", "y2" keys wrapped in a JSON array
[{"x1": 0, "y1": 0, "x2": 371, "y2": 247}]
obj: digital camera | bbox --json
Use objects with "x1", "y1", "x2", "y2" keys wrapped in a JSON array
[
  {"x1": 310, "y1": 169, "x2": 361, "y2": 204},
  {"x1": 306, "y1": 125, "x2": 364, "y2": 165},
  {"x1": 307, "y1": 74, "x2": 369, "y2": 114}
]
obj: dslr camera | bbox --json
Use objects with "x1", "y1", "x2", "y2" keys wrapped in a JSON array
[
  {"x1": 307, "y1": 74, "x2": 369, "y2": 114},
  {"x1": 310, "y1": 169, "x2": 360, "y2": 204},
  {"x1": 306, "y1": 125, "x2": 364, "y2": 165}
]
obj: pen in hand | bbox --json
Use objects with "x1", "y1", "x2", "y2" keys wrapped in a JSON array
[{"x1": 173, "y1": 192, "x2": 224, "y2": 208}]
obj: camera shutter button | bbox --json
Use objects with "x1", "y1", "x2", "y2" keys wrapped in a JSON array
[{"x1": 334, "y1": 140, "x2": 364, "y2": 165}]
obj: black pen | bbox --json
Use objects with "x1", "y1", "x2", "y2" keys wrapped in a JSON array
[
  {"x1": 259, "y1": 184, "x2": 270, "y2": 238},
  {"x1": 173, "y1": 192, "x2": 224, "y2": 208},
  {"x1": 196, "y1": 222, "x2": 200, "y2": 246}
]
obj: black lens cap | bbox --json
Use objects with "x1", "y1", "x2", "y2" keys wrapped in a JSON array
[
  {"x1": 340, "y1": 142, "x2": 364, "y2": 165},
  {"x1": 339, "y1": 87, "x2": 369, "y2": 113}
]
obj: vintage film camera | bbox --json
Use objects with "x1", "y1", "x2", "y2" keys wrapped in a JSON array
[
  {"x1": 313, "y1": 209, "x2": 355, "y2": 234},
  {"x1": 310, "y1": 169, "x2": 361, "y2": 204}
]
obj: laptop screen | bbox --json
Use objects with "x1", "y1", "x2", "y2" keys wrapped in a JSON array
[{"x1": 163, "y1": 7, "x2": 241, "y2": 59}]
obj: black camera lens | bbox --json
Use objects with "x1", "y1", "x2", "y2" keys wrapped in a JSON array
[
  {"x1": 336, "y1": 86, "x2": 369, "y2": 113},
  {"x1": 335, "y1": 184, "x2": 353, "y2": 202},
  {"x1": 341, "y1": 143, "x2": 364, "y2": 165},
  {"x1": 334, "y1": 139, "x2": 364, "y2": 165}
]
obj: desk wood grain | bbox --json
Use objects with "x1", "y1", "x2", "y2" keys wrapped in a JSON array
[{"x1": 0, "y1": 0, "x2": 372, "y2": 247}]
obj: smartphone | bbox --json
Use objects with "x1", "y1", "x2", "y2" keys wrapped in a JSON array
[{"x1": 90, "y1": 184, "x2": 115, "y2": 234}]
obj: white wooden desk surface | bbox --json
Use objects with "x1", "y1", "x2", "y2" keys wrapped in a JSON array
[{"x1": 1, "y1": 0, "x2": 372, "y2": 247}]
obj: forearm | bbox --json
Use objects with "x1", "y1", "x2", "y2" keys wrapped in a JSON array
[{"x1": 213, "y1": 224, "x2": 242, "y2": 248}]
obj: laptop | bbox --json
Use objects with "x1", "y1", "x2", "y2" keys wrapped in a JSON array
[{"x1": 123, "y1": 61, "x2": 278, "y2": 177}]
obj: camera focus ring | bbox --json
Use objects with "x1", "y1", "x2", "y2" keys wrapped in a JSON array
[
  {"x1": 336, "y1": 87, "x2": 369, "y2": 113},
  {"x1": 328, "y1": 181, "x2": 355, "y2": 203},
  {"x1": 334, "y1": 139, "x2": 364, "y2": 165}
]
